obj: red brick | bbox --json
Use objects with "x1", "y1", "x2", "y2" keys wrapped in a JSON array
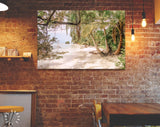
[{"x1": 0, "y1": 0, "x2": 159, "y2": 127}]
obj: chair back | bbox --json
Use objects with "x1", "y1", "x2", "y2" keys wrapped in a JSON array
[{"x1": 93, "y1": 100, "x2": 102, "y2": 127}]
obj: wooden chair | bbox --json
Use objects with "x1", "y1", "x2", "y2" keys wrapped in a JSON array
[{"x1": 93, "y1": 100, "x2": 106, "y2": 127}]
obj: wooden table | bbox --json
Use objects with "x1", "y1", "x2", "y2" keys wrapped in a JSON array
[{"x1": 102, "y1": 103, "x2": 160, "y2": 127}]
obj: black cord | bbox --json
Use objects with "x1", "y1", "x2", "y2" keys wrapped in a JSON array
[
  {"x1": 132, "y1": 0, "x2": 133, "y2": 27},
  {"x1": 143, "y1": 0, "x2": 144, "y2": 12},
  {"x1": 142, "y1": 0, "x2": 145, "y2": 19}
]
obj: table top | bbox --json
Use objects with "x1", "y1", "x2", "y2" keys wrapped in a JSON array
[
  {"x1": 102, "y1": 103, "x2": 160, "y2": 115},
  {"x1": 0, "y1": 106, "x2": 24, "y2": 113}
]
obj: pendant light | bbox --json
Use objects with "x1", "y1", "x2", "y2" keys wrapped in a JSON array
[
  {"x1": 0, "y1": 0, "x2": 8, "y2": 11},
  {"x1": 141, "y1": 0, "x2": 147, "y2": 27},
  {"x1": 131, "y1": 0, "x2": 135, "y2": 41}
]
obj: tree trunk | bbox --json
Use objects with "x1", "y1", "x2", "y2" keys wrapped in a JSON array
[
  {"x1": 103, "y1": 29, "x2": 110, "y2": 54},
  {"x1": 113, "y1": 32, "x2": 122, "y2": 55},
  {"x1": 114, "y1": 21, "x2": 124, "y2": 55},
  {"x1": 76, "y1": 11, "x2": 81, "y2": 41},
  {"x1": 76, "y1": 24, "x2": 81, "y2": 41},
  {"x1": 90, "y1": 33, "x2": 101, "y2": 53}
]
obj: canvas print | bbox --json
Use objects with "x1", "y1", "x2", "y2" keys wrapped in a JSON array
[{"x1": 37, "y1": 10, "x2": 125, "y2": 69}]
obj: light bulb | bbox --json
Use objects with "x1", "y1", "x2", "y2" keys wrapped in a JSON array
[
  {"x1": 142, "y1": 18, "x2": 147, "y2": 27},
  {"x1": 0, "y1": 3, "x2": 8, "y2": 11},
  {"x1": 131, "y1": 34, "x2": 135, "y2": 41},
  {"x1": 131, "y1": 28, "x2": 135, "y2": 41}
]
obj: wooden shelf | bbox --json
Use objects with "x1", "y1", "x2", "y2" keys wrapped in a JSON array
[
  {"x1": 0, "y1": 56, "x2": 31, "y2": 61},
  {"x1": 0, "y1": 90, "x2": 36, "y2": 93}
]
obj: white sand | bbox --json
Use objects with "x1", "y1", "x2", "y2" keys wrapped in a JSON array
[{"x1": 37, "y1": 44, "x2": 122, "y2": 69}]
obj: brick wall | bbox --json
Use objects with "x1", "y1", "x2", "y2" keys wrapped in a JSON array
[{"x1": 0, "y1": 0, "x2": 160, "y2": 127}]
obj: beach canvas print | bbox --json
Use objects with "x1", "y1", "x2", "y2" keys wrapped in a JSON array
[{"x1": 37, "y1": 10, "x2": 125, "y2": 69}]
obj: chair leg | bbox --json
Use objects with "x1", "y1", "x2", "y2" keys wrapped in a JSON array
[{"x1": 98, "y1": 120, "x2": 102, "y2": 127}]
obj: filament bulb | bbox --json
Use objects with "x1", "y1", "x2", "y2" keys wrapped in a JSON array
[
  {"x1": 131, "y1": 34, "x2": 135, "y2": 41},
  {"x1": 142, "y1": 18, "x2": 147, "y2": 27},
  {"x1": 131, "y1": 28, "x2": 135, "y2": 41}
]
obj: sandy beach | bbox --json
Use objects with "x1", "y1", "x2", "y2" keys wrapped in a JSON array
[{"x1": 37, "y1": 44, "x2": 122, "y2": 69}]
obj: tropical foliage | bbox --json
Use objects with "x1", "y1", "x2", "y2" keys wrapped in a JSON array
[{"x1": 37, "y1": 10, "x2": 125, "y2": 68}]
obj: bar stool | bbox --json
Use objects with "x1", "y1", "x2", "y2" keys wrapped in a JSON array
[{"x1": 0, "y1": 106, "x2": 24, "y2": 127}]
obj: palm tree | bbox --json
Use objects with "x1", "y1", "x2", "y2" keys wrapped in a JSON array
[
  {"x1": 80, "y1": 10, "x2": 114, "y2": 56},
  {"x1": 110, "y1": 11, "x2": 125, "y2": 55}
]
